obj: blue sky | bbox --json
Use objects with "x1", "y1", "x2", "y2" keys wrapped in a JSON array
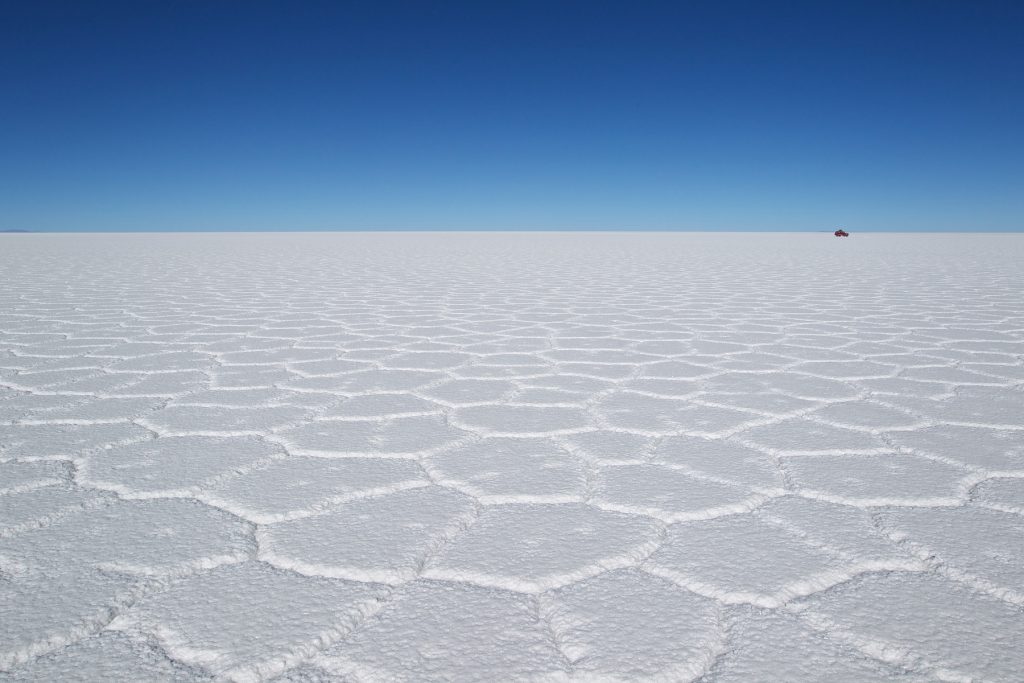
[{"x1": 2, "y1": 1, "x2": 1022, "y2": 232}]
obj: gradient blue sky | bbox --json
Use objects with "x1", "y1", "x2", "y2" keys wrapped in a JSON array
[{"x1": 3, "y1": 0, "x2": 1022, "y2": 232}]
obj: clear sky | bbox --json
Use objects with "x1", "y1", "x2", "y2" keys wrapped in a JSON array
[{"x1": 2, "y1": 0, "x2": 1022, "y2": 232}]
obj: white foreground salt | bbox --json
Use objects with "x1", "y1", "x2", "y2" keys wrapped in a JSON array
[{"x1": 1, "y1": 231, "x2": 1023, "y2": 681}]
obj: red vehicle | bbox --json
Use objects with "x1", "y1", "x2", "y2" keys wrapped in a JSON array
[{"x1": 834, "y1": 229, "x2": 849, "y2": 237}]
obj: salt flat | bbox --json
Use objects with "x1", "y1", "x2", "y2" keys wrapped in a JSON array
[{"x1": 1, "y1": 231, "x2": 1023, "y2": 681}]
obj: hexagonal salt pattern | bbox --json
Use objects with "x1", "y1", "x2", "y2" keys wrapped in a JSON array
[
  {"x1": 712, "y1": 607, "x2": 913, "y2": 682},
  {"x1": 1, "y1": 631, "x2": 201, "y2": 682},
  {"x1": 423, "y1": 503, "x2": 661, "y2": 592},
  {"x1": 796, "y1": 572, "x2": 1024, "y2": 681},
  {"x1": 108, "y1": 562, "x2": 386, "y2": 681},
  {"x1": 316, "y1": 580, "x2": 567, "y2": 681},
  {"x1": 1, "y1": 232, "x2": 1023, "y2": 681},
  {"x1": 543, "y1": 569, "x2": 723, "y2": 680}
]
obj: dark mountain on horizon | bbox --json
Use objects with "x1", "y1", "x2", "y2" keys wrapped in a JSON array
[{"x1": 1, "y1": 229, "x2": 32, "y2": 233}]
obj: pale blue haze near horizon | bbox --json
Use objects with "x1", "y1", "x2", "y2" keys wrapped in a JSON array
[{"x1": 2, "y1": 1, "x2": 1022, "y2": 232}]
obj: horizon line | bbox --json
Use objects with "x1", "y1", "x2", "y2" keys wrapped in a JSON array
[{"x1": 4, "y1": 228, "x2": 1023, "y2": 235}]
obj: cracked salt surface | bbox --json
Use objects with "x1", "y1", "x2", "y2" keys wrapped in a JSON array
[{"x1": 1, "y1": 232, "x2": 1023, "y2": 681}]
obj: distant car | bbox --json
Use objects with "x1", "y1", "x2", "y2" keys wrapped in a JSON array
[{"x1": 834, "y1": 229, "x2": 849, "y2": 237}]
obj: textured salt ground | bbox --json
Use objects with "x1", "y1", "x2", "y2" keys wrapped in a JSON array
[{"x1": 1, "y1": 231, "x2": 1024, "y2": 681}]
